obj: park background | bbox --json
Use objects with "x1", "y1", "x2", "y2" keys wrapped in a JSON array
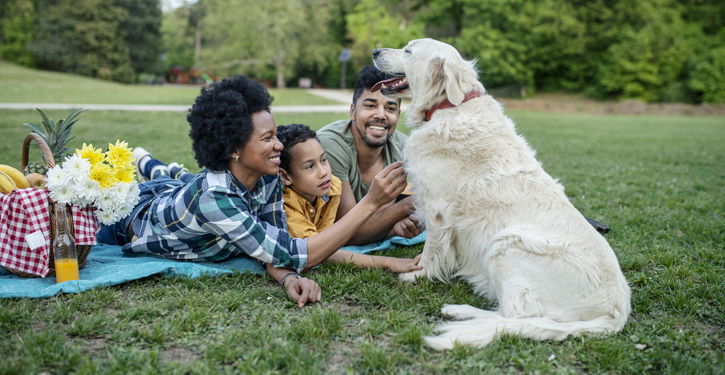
[
  {"x1": 1, "y1": 0, "x2": 724, "y2": 103},
  {"x1": 0, "y1": 0, "x2": 724, "y2": 374}
]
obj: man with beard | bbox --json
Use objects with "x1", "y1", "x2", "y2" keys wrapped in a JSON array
[{"x1": 318, "y1": 66, "x2": 423, "y2": 245}]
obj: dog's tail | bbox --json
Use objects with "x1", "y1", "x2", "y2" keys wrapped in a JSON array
[{"x1": 425, "y1": 307, "x2": 626, "y2": 351}]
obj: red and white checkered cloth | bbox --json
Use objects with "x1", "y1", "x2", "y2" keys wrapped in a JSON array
[{"x1": 0, "y1": 188, "x2": 99, "y2": 277}]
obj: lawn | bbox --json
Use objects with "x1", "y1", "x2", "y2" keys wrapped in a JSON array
[
  {"x1": 0, "y1": 61, "x2": 340, "y2": 106},
  {"x1": 0, "y1": 82, "x2": 724, "y2": 372}
]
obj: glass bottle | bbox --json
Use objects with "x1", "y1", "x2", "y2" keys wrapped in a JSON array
[{"x1": 53, "y1": 203, "x2": 79, "y2": 283}]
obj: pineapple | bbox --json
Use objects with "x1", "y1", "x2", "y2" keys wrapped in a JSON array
[
  {"x1": 22, "y1": 108, "x2": 86, "y2": 175},
  {"x1": 22, "y1": 162, "x2": 48, "y2": 176}
]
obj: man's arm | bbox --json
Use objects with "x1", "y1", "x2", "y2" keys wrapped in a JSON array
[{"x1": 336, "y1": 180, "x2": 415, "y2": 245}]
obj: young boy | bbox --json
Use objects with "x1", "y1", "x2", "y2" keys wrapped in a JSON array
[{"x1": 276, "y1": 124, "x2": 422, "y2": 273}]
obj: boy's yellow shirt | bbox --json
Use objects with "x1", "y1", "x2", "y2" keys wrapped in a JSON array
[{"x1": 282, "y1": 175, "x2": 342, "y2": 239}]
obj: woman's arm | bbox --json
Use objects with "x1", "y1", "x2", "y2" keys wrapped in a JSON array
[{"x1": 303, "y1": 162, "x2": 407, "y2": 271}]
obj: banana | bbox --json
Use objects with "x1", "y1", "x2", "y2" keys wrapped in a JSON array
[
  {"x1": 0, "y1": 165, "x2": 30, "y2": 189},
  {"x1": 0, "y1": 171, "x2": 19, "y2": 194}
]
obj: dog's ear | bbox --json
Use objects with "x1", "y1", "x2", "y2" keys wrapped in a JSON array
[
  {"x1": 443, "y1": 58, "x2": 466, "y2": 105},
  {"x1": 426, "y1": 57, "x2": 447, "y2": 97}
]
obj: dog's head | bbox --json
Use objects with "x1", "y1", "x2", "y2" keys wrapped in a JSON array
[{"x1": 372, "y1": 39, "x2": 483, "y2": 112}]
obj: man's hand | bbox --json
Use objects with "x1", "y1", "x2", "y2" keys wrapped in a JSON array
[
  {"x1": 284, "y1": 277, "x2": 322, "y2": 308},
  {"x1": 393, "y1": 215, "x2": 424, "y2": 239},
  {"x1": 366, "y1": 161, "x2": 407, "y2": 208},
  {"x1": 387, "y1": 254, "x2": 423, "y2": 273}
]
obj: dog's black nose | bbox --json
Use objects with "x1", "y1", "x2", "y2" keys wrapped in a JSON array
[{"x1": 373, "y1": 49, "x2": 381, "y2": 56}]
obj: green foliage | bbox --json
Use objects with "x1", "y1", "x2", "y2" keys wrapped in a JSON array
[
  {"x1": 413, "y1": 0, "x2": 725, "y2": 103},
  {"x1": 116, "y1": 0, "x2": 163, "y2": 75},
  {"x1": 0, "y1": 0, "x2": 162, "y2": 83},
  {"x1": 593, "y1": 1, "x2": 696, "y2": 102},
  {"x1": 0, "y1": 0, "x2": 35, "y2": 66},
  {"x1": 346, "y1": 0, "x2": 425, "y2": 67},
  {"x1": 160, "y1": 5, "x2": 195, "y2": 71},
  {"x1": 687, "y1": 31, "x2": 725, "y2": 104},
  {"x1": 28, "y1": 0, "x2": 136, "y2": 83},
  {"x1": 200, "y1": 0, "x2": 339, "y2": 87}
]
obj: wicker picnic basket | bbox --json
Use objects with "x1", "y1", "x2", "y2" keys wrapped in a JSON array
[{"x1": 3, "y1": 134, "x2": 93, "y2": 278}]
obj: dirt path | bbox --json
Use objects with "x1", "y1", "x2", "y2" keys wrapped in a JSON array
[{"x1": 497, "y1": 93, "x2": 725, "y2": 117}]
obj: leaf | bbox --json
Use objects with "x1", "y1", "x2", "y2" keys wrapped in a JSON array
[{"x1": 630, "y1": 335, "x2": 640, "y2": 342}]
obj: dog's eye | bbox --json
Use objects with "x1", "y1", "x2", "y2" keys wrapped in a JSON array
[{"x1": 404, "y1": 48, "x2": 411, "y2": 54}]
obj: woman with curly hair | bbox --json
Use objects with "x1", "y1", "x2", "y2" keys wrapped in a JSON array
[{"x1": 97, "y1": 75, "x2": 408, "y2": 307}]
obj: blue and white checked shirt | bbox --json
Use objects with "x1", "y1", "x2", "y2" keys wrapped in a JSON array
[{"x1": 123, "y1": 169, "x2": 308, "y2": 272}]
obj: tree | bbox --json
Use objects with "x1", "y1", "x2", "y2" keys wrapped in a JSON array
[
  {"x1": 117, "y1": 0, "x2": 163, "y2": 75},
  {"x1": 28, "y1": 0, "x2": 136, "y2": 83},
  {"x1": 200, "y1": 0, "x2": 338, "y2": 88},
  {"x1": 160, "y1": 4, "x2": 196, "y2": 71},
  {"x1": 0, "y1": 0, "x2": 36, "y2": 66},
  {"x1": 346, "y1": 0, "x2": 425, "y2": 68}
]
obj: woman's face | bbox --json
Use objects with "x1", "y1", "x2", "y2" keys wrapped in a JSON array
[{"x1": 232, "y1": 111, "x2": 283, "y2": 189}]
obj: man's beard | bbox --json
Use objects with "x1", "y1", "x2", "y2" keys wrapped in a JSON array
[{"x1": 355, "y1": 120, "x2": 391, "y2": 148}]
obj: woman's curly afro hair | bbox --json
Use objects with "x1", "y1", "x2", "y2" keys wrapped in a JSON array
[
  {"x1": 187, "y1": 75, "x2": 274, "y2": 171},
  {"x1": 276, "y1": 124, "x2": 318, "y2": 171}
]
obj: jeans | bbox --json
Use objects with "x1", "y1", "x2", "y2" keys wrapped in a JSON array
[{"x1": 96, "y1": 177, "x2": 186, "y2": 245}]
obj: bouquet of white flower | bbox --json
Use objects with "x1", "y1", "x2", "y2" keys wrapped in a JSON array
[{"x1": 46, "y1": 140, "x2": 141, "y2": 225}]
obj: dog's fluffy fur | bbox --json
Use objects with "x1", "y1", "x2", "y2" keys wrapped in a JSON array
[{"x1": 373, "y1": 39, "x2": 631, "y2": 350}]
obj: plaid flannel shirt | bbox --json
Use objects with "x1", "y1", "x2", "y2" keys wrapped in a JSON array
[
  {"x1": 0, "y1": 188, "x2": 98, "y2": 277},
  {"x1": 123, "y1": 169, "x2": 308, "y2": 272}
]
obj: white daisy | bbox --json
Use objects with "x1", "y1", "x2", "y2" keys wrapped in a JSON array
[
  {"x1": 95, "y1": 208, "x2": 118, "y2": 226},
  {"x1": 45, "y1": 165, "x2": 68, "y2": 190},
  {"x1": 62, "y1": 154, "x2": 91, "y2": 181},
  {"x1": 50, "y1": 184, "x2": 74, "y2": 205}
]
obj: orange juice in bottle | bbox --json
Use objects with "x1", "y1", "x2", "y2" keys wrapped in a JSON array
[
  {"x1": 54, "y1": 258, "x2": 80, "y2": 283},
  {"x1": 53, "y1": 203, "x2": 79, "y2": 283}
]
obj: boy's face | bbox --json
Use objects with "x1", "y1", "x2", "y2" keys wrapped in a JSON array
[{"x1": 281, "y1": 138, "x2": 332, "y2": 203}]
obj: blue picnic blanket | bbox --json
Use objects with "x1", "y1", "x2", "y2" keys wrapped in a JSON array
[{"x1": 0, "y1": 232, "x2": 425, "y2": 298}]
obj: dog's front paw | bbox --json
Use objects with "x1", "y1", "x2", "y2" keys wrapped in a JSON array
[{"x1": 399, "y1": 269, "x2": 427, "y2": 283}]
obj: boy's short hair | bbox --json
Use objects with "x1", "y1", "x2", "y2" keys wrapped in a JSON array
[{"x1": 276, "y1": 124, "x2": 318, "y2": 171}]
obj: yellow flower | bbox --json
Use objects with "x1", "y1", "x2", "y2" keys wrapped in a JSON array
[
  {"x1": 105, "y1": 140, "x2": 134, "y2": 168},
  {"x1": 75, "y1": 143, "x2": 105, "y2": 166},
  {"x1": 90, "y1": 162, "x2": 118, "y2": 188},
  {"x1": 114, "y1": 165, "x2": 136, "y2": 183}
]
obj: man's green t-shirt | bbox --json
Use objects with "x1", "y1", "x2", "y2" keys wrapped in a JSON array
[{"x1": 317, "y1": 119, "x2": 408, "y2": 203}]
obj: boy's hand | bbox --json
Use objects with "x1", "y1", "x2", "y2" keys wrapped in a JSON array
[
  {"x1": 367, "y1": 161, "x2": 407, "y2": 208},
  {"x1": 393, "y1": 216, "x2": 424, "y2": 238},
  {"x1": 284, "y1": 277, "x2": 322, "y2": 308},
  {"x1": 387, "y1": 254, "x2": 423, "y2": 273}
]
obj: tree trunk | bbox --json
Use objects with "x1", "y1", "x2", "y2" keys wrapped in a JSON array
[
  {"x1": 194, "y1": 21, "x2": 202, "y2": 67},
  {"x1": 275, "y1": 49, "x2": 286, "y2": 88}
]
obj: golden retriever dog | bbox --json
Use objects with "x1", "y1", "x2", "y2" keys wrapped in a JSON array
[{"x1": 371, "y1": 38, "x2": 631, "y2": 350}]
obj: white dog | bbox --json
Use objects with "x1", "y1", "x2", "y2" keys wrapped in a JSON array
[{"x1": 372, "y1": 38, "x2": 631, "y2": 350}]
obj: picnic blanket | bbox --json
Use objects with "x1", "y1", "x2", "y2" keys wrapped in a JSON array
[{"x1": 0, "y1": 231, "x2": 425, "y2": 298}]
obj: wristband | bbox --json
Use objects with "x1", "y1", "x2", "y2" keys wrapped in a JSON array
[{"x1": 279, "y1": 272, "x2": 301, "y2": 286}]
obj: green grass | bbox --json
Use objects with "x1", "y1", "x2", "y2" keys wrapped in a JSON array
[
  {"x1": 0, "y1": 61, "x2": 340, "y2": 106},
  {"x1": 1, "y1": 106, "x2": 724, "y2": 373}
]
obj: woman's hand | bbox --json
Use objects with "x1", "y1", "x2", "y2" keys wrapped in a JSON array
[
  {"x1": 284, "y1": 277, "x2": 322, "y2": 308},
  {"x1": 386, "y1": 254, "x2": 423, "y2": 273},
  {"x1": 366, "y1": 161, "x2": 408, "y2": 208}
]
